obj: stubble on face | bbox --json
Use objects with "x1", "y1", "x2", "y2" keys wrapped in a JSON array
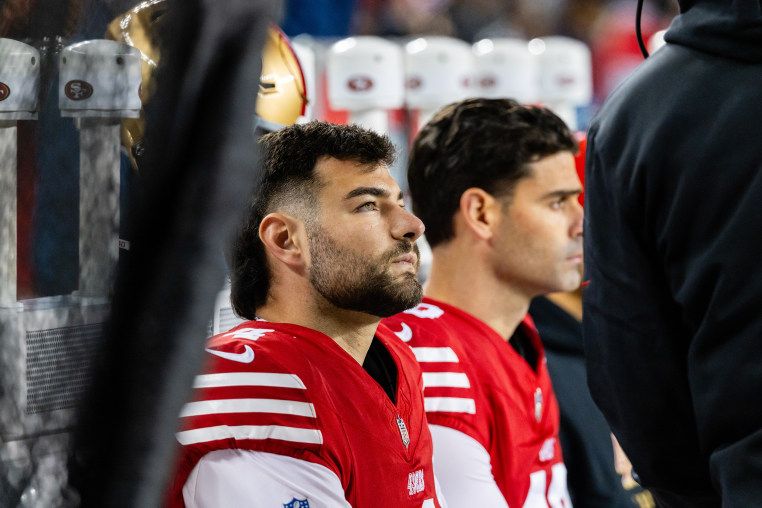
[
  {"x1": 492, "y1": 154, "x2": 583, "y2": 297},
  {"x1": 307, "y1": 224, "x2": 423, "y2": 318}
]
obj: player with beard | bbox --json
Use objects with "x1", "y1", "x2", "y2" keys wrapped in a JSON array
[
  {"x1": 168, "y1": 122, "x2": 446, "y2": 508},
  {"x1": 383, "y1": 98, "x2": 582, "y2": 507}
]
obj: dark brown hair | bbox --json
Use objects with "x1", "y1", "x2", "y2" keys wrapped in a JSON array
[{"x1": 408, "y1": 98, "x2": 577, "y2": 247}]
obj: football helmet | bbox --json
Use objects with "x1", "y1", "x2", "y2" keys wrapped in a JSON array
[
  {"x1": 256, "y1": 24, "x2": 308, "y2": 132},
  {"x1": 106, "y1": 0, "x2": 308, "y2": 171}
]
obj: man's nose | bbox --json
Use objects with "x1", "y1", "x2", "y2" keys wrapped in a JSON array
[{"x1": 395, "y1": 207, "x2": 425, "y2": 242}]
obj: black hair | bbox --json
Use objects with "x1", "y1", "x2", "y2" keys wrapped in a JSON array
[
  {"x1": 229, "y1": 121, "x2": 395, "y2": 319},
  {"x1": 407, "y1": 98, "x2": 577, "y2": 248}
]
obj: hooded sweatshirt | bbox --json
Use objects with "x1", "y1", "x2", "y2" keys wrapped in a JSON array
[{"x1": 583, "y1": 1, "x2": 762, "y2": 507}]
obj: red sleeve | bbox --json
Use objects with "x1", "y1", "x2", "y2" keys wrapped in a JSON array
[{"x1": 167, "y1": 325, "x2": 349, "y2": 507}]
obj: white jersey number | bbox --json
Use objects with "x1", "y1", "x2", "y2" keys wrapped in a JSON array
[{"x1": 524, "y1": 464, "x2": 572, "y2": 508}]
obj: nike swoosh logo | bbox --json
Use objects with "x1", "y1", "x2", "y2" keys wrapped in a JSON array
[
  {"x1": 394, "y1": 323, "x2": 413, "y2": 342},
  {"x1": 205, "y1": 345, "x2": 255, "y2": 363}
]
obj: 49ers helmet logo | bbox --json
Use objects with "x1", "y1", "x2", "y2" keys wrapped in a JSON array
[
  {"x1": 480, "y1": 76, "x2": 496, "y2": 88},
  {"x1": 64, "y1": 80, "x2": 93, "y2": 100},
  {"x1": 347, "y1": 76, "x2": 373, "y2": 91},
  {"x1": 407, "y1": 76, "x2": 422, "y2": 89},
  {"x1": 0, "y1": 83, "x2": 9, "y2": 101}
]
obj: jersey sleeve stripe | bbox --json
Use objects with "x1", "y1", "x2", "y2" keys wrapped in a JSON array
[
  {"x1": 424, "y1": 397, "x2": 476, "y2": 414},
  {"x1": 179, "y1": 398, "x2": 317, "y2": 418},
  {"x1": 193, "y1": 372, "x2": 306, "y2": 389},
  {"x1": 176, "y1": 424, "x2": 323, "y2": 446},
  {"x1": 411, "y1": 347, "x2": 459, "y2": 363},
  {"x1": 422, "y1": 372, "x2": 471, "y2": 388}
]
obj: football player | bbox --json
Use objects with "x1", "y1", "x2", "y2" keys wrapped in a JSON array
[
  {"x1": 168, "y1": 121, "x2": 446, "y2": 508},
  {"x1": 383, "y1": 98, "x2": 583, "y2": 507}
]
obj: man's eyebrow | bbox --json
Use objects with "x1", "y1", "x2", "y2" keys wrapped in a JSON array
[
  {"x1": 541, "y1": 188, "x2": 583, "y2": 200},
  {"x1": 343, "y1": 186, "x2": 395, "y2": 200}
]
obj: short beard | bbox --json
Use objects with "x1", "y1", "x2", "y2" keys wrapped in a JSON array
[{"x1": 308, "y1": 226, "x2": 423, "y2": 318}]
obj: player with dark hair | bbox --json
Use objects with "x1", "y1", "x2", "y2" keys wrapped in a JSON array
[
  {"x1": 229, "y1": 122, "x2": 407, "y2": 317},
  {"x1": 384, "y1": 98, "x2": 582, "y2": 507},
  {"x1": 169, "y1": 121, "x2": 445, "y2": 507}
]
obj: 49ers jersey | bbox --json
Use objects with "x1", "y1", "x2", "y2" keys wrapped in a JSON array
[
  {"x1": 168, "y1": 320, "x2": 442, "y2": 508},
  {"x1": 383, "y1": 297, "x2": 571, "y2": 508}
]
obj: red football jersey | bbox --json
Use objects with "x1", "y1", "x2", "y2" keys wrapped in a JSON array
[
  {"x1": 168, "y1": 320, "x2": 442, "y2": 508},
  {"x1": 383, "y1": 297, "x2": 571, "y2": 508}
]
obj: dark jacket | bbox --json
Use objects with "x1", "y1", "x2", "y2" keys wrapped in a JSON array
[{"x1": 582, "y1": 1, "x2": 762, "y2": 507}]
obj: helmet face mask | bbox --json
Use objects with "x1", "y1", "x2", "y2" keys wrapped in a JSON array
[{"x1": 106, "y1": 0, "x2": 308, "y2": 170}]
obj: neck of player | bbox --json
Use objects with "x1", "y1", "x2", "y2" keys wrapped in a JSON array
[
  {"x1": 256, "y1": 290, "x2": 380, "y2": 365},
  {"x1": 425, "y1": 243, "x2": 531, "y2": 341}
]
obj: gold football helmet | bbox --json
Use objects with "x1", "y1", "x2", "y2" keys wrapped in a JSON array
[
  {"x1": 106, "y1": 0, "x2": 308, "y2": 171},
  {"x1": 256, "y1": 24, "x2": 308, "y2": 131}
]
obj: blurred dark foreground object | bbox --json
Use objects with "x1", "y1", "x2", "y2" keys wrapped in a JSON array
[{"x1": 69, "y1": 0, "x2": 280, "y2": 506}]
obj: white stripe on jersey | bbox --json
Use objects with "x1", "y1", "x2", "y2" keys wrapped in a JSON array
[
  {"x1": 412, "y1": 347, "x2": 459, "y2": 363},
  {"x1": 423, "y1": 372, "x2": 470, "y2": 388},
  {"x1": 176, "y1": 424, "x2": 323, "y2": 446},
  {"x1": 192, "y1": 372, "x2": 306, "y2": 389},
  {"x1": 425, "y1": 397, "x2": 476, "y2": 414},
  {"x1": 179, "y1": 398, "x2": 316, "y2": 418}
]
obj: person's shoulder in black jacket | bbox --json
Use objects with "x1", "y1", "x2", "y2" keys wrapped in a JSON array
[{"x1": 583, "y1": 1, "x2": 762, "y2": 506}]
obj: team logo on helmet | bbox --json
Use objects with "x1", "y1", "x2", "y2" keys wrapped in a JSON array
[
  {"x1": 347, "y1": 76, "x2": 373, "y2": 91},
  {"x1": 407, "y1": 76, "x2": 422, "y2": 89},
  {"x1": 480, "y1": 75, "x2": 496, "y2": 88},
  {"x1": 0, "y1": 83, "x2": 9, "y2": 101},
  {"x1": 283, "y1": 498, "x2": 310, "y2": 508},
  {"x1": 64, "y1": 80, "x2": 93, "y2": 100}
]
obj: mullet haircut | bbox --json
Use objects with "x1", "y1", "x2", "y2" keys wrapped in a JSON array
[
  {"x1": 229, "y1": 121, "x2": 395, "y2": 319},
  {"x1": 408, "y1": 98, "x2": 577, "y2": 248}
]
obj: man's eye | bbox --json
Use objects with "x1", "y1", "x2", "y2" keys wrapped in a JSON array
[
  {"x1": 550, "y1": 198, "x2": 566, "y2": 210},
  {"x1": 358, "y1": 202, "x2": 377, "y2": 212}
]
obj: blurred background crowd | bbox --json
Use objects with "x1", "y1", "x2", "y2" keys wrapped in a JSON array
[
  {"x1": 0, "y1": 0, "x2": 677, "y2": 301},
  {"x1": 280, "y1": 0, "x2": 677, "y2": 105},
  {"x1": 2, "y1": 0, "x2": 678, "y2": 107}
]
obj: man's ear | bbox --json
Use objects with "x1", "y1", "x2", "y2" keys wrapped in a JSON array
[
  {"x1": 459, "y1": 188, "x2": 502, "y2": 241},
  {"x1": 259, "y1": 212, "x2": 309, "y2": 271}
]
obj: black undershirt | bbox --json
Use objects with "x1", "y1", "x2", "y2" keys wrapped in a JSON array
[
  {"x1": 363, "y1": 337, "x2": 398, "y2": 404},
  {"x1": 509, "y1": 327, "x2": 539, "y2": 372},
  {"x1": 362, "y1": 331, "x2": 535, "y2": 401}
]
